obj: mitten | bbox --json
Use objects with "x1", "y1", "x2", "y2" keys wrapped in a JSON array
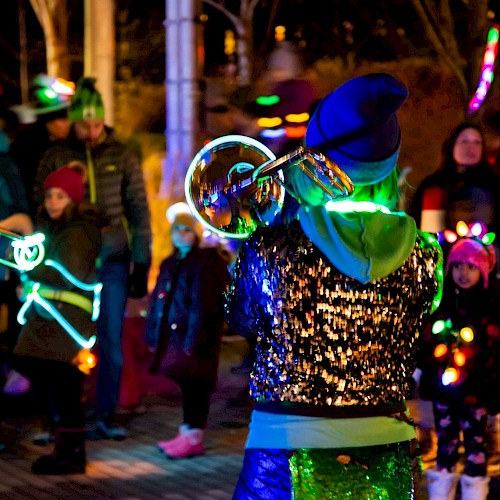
[{"x1": 128, "y1": 262, "x2": 149, "y2": 298}]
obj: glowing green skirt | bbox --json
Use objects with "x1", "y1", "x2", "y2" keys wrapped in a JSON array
[{"x1": 233, "y1": 441, "x2": 420, "y2": 499}]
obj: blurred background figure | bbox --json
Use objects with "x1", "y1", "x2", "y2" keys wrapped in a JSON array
[
  {"x1": 10, "y1": 166, "x2": 106, "y2": 475},
  {"x1": 410, "y1": 122, "x2": 500, "y2": 238},
  {"x1": 33, "y1": 77, "x2": 152, "y2": 441},
  {"x1": 0, "y1": 127, "x2": 32, "y2": 450},
  {"x1": 204, "y1": 85, "x2": 266, "y2": 142},
  {"x1": 0, "y1": 106, "x2": 20, "y2": 146},
  {"x1": 258, "y1": 41, "x2": 317, "y2": 157},
  {"x1": 0, "y1": 117, "x2": 32, "y2": 377},
  {"x1": 146, "y1": 208, "x2": 229, "y2": 459},
  {"x1": 10, "y1": 75, "x2": 74, "y2": 217},
  {"x1": 483, "y1": 109, "x2": 500, "y2": 174},
  {"x1": 409, "y1": 121, "x2": 500, "y2": 478},
  {"x1": 226, "y1": 86, "x2": 267, "y2": 138},
  {"x1": 417, "y1": 232, "x2": 499, "y2": 500}
]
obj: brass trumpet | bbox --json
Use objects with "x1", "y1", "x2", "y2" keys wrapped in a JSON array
[{"x1": 184, "y1": 135, "x2": 354, "y2": 239}]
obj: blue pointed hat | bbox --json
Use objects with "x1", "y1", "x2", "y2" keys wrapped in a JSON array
[{"x1": 305, "y1": 73, "x2": 408, "y2": 186}]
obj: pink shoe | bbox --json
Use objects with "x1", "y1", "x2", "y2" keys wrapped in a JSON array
[
  {"x1": 165, "y1": 428, "x2": 204, "y2": 459},
  {"x1": 158, "y1": 424, "x2": 190, "y2": 453},
  {"x1": 158, "y1": 434, "x2": 184, "y2": 453}
]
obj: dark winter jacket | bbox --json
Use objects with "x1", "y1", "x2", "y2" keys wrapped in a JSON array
[
  {"x1": 14, "y1": 203, "x2": 106, "y2": 366},
  {"x1": 410, "y1": 167, "x2": 500, "y2": 235},
  {"x1": 146, "y1": 246, "x2": 230, "y2": 386},
  {"x1": 33, "y1": 127, "x2": 151, "y2": 266},
  {"x1": 417, "y1": 278, "x2": 500, "y2": 414}
]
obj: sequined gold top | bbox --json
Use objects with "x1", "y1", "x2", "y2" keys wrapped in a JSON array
[{"x1": 225, "y1": 220, "x2": 440, "y2": 415}]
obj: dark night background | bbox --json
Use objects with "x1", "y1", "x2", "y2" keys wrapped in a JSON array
[
  {"x1": 0, "y1": 0, "x2": 497, "y2": 115},
  {"x1": 0, "y1": 0, "x2": 446, "y2": 106}
]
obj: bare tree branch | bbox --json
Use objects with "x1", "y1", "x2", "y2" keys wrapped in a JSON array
[
  {"x1": 203, "y1": 0, "x2": 240, "y2": 29},
  {"x1": 411, "y1": 0, "x2": 468, "y2": 98},
  {"x1": 202, "y1": 0, "x2": 265, "y2": 85}
]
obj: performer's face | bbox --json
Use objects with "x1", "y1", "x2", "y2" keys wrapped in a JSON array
[
  {"x1": 451, "y1": 261, "x2": 482, "y2": 289},
  {"x1": 44, "y1": 187, "x2": 72, "y2": 220}
]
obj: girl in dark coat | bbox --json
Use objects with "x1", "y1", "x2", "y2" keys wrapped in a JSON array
[
  {"x1": 13, "y1": 166, "x2": 106, "y2": 474},
  {"x1": 146, "y1": 211, "x2": 229, "y2": 458}
]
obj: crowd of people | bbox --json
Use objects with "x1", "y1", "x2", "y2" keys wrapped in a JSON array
[
  {"x1": 0, "y1": 67, "x2": 499, "y2": 500},
  {"x1": 0, "y1": 75, "x2": 152, "y2": 468}
]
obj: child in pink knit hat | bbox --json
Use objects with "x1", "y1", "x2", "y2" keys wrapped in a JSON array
[
  {"x1": 418, "y1": 232, "x2": 499, "y2": 500},
  {"x1": 446, "y1": 237, "x2": 496, "y2": 289}
]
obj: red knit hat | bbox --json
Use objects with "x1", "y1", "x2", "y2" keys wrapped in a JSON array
[
  {"x1": 43, "y1": 166, "x2": 84, "y2": 203},
  {"x1": 446, "y1": 238, "x2": 496, "y2": 288}
]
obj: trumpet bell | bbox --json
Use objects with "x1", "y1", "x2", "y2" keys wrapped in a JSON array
[
  {"x1": 185, "y1": 135, "x2": 285, "y2": 239},
  {"x1": 185, "y1": 134, "x2": 354, "y2": 240}
]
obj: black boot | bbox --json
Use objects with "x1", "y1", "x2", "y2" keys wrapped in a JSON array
[{"x1": 31, "y1": 428, "x2": 86, "y2": 475}]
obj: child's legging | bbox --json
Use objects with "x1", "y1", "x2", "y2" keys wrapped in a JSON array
[{"x1": 433, "y1": 399, "x2": 488, "y2": 476}]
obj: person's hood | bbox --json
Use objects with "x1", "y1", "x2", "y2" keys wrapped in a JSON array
[{"x1": 298, "y1": 204, "x2": 417, "y2": 283}]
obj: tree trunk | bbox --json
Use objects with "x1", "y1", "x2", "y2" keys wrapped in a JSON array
[
  {"x1": 84, "y1": 0, "x2": 116, "y2": 126},
  {"x1": 19, "y1": 0, "x2": 29, "y2": 103},
  {"x1": 203, "y1": 0, "x2": 261, "y2": 87},
  {"x1": 162, "y1": 0, "x2": 199, "y2": 200},
  {"x1": 45, "y1": 23, "x2": 70, "y2": 78},
  {"x1": 235, "y1": 22, "x2": 251, "y2": 86},
  {"x1": 29, "y1": 0, "x2": 70, "y2": 79}
]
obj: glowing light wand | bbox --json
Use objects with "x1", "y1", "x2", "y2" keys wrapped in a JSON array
[
  {"x1": 0, "y1": 228, "x2": 45, "y2": 271},
  {"x1": 1, "y1": 228, "x2": 101, "y2": 351}
]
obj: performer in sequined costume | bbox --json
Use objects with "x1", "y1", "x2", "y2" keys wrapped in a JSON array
[{"x1": 225, "y1": 73, "x2": 443, "y2": 499}]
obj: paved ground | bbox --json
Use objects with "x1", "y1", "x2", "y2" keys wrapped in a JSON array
[
  {"x1": 0, "y1": 336, "x2": 250, "y2": 500},
  {"x1": 1, "y1": 336, "x2": 498, "y2": 499}
]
